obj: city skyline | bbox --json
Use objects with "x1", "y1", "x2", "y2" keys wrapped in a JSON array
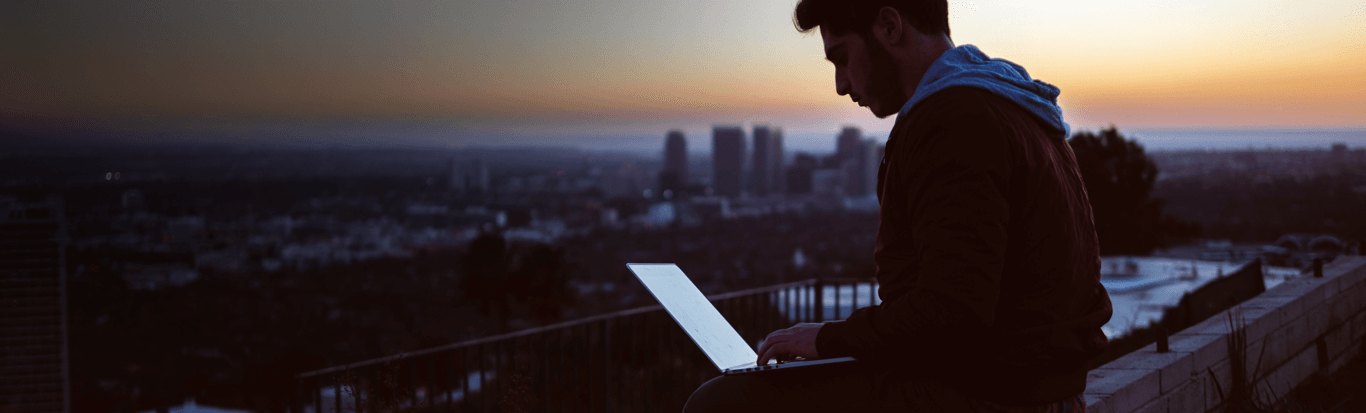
[{"x1": 3, "y1": 0, "x2": 1363, "y2": 152}]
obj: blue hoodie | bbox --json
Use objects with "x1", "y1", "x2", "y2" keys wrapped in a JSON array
[{"x1": 895, "y1": 45, "x2": 1070, "y2": 139}]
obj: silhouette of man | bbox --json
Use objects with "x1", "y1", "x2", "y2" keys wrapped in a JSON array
[{"x1": 683, "y1": 1, "x2": 1113, "y2": 412}]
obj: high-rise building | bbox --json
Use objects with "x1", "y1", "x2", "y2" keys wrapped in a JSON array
[
  {"x1": 771, "y1": 128, "x2": 786, "y2": 193},
  {"x1": 836, "y1": 127, "x2": 862, "y2": 164},
  {"x1": 750, "y1": 126, "x2": 773, "y2": 195},
  {"x1": 664, "y1": 130, "x2": 689, "y2": 180},
  {"x1": 749, "y1": 126, "x2": 786, "y2": 196},
  {"x1": 1, "y1": 195, "x2": 69, "y2": 413},
  {"x1": 862, "y1": 138, "x2": 884, "y2": 197},
  {"x1": 835, "y1": 127, "x2": 869, "y2": 196},
  {"x1": 785, "y1": 152, "x2": 820, "y2": 195},
  {"x1": 659, "y1": 130, "x2": 689, "y2": 196},
  {"x1": 712, "y1": 126, "x2": 746, "y2": 198}
]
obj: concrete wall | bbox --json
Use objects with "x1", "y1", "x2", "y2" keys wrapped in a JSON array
[{"x1": 1085, "y1": 256, "x2": 1366, "y2": 413}]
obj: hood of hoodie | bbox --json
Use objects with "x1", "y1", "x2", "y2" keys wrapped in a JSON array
[{"x1": 895, "y1": 45, "x2": 1070, "y2": 139}]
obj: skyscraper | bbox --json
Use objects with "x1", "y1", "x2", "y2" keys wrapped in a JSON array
[
  {"x1": 835, "y1": 127, "x2": 869, "y2": 196},
  {"x1": 712, "y1": 126, "x2": 745, "y2": 198},
  {"x1": 836, "y1": 127, "x2": 862, "y2": 164},
  {"x1": 750, "y1": 126, "x2": 773, "y2": 195},
  {"x1": 747, "y1": 126, "x2": 786, "y2": 196},
  {"x1": 660, "y1": 130, "x2": 688, "y2": 196},
  {"x1": 786, "y1": 152, "x2": 819, "y2": 195},
  {"x1": 771, "y1": 128, "x2": 785, "y2": 194},
  {"x1": 1, "y1": 195, "x2": 68, "y2": 413},
  {"x1": 863, "y1": 138, "x2": 884, "y2": 197}
]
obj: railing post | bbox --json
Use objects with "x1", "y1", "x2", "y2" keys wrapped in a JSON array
[
  {"x1": 814, "y1": 279, "x2": 825, "y2": 322},
  {"x1": 445, "y1": 352, "x2": 454, "y2": 412},
  {"x1": 541, "y1": 332, "x2": 552, "y2": 413},
  {"x1": 478, "y1": 343, "x2": 487, "y2": 412},
  {"x1": 313, "y1": 375, "x2": 322, "y2": 413},
  {"x1": 835, "y1": 282, "x2": 842, "y2": 318},
  {"x1": 603, "y1": 317, "x2": 612, "y2": 413},
  {"x1": 1314, "y1": 257, "x2": 1324, "y2": 278},
  {"x1": 805, "y1": 284, "x2": 812, "y2": 321},
  {"x1": 294, "y1": 375, "x2": 304, "y2": 413},
  {"x1": 426, "y1": 354, "x2": 436, "y2": 412},
  {"x1": 407, "y1": 356, "x2": 417, "y2": 411},
  {"x1": 459, "y1": 347, "x2": 469, "y2": 412},
  {"x1": 332, "y1": 374, "x2": 341, "y2": 413}
]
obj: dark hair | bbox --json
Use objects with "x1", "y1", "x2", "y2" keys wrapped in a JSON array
[{"x1": 794, "y1": 0, "x2": 949, "y2": 37}]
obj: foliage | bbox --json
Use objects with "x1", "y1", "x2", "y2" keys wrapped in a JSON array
[
  {"x1": 1155, "y1": 171, "x2": 1366, "y2": 243},
  {"x1": 460, "y1": 233, "x2": 576, "y2": 332},
  {"x1": 1210, "y1": 308, "x2": 1279, "y2": 413},
  {"x1": 1068, "y1": 126, "x2": 1199, "y2": 255}
]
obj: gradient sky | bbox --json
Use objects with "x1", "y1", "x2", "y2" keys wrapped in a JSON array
[{"x1": 3, "y1": 0, "x2": 1363, "y2": 151}]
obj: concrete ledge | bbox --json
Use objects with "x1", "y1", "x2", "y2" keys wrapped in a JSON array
[{"x1": 1086, "y1": 256, "x2": 1366, "y2": 413}]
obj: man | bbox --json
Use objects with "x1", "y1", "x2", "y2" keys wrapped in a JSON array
[{"x1": 683, "y1": 1, "x2": 1112, "y2": 412}]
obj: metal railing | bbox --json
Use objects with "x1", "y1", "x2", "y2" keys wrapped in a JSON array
[{"x1": 293, "y1": 278, "x2": 880, "y2": 413}]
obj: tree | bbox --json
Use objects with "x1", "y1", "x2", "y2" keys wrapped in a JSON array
[
  {"x1": 459, "y1": 232, "x2": 576, "y2": 332},
  {"x1": 1068, "y1": 126, "x2": 1198, "y2": 255},
  {"x1": 460, "y1": 233, "x2": 513, "y2": 330},
  {"x1": 510, "y1": 244, "x2": 575, "y2": 324}
]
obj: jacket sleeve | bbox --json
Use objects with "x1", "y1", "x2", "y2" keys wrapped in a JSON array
[{"x1": 817, "y1": 93, "x2": 1012, "y2": 361}]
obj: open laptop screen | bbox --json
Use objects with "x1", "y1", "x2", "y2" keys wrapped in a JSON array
[{"x1": 626, "y1": 264, "x2": 757, "y2": 371}]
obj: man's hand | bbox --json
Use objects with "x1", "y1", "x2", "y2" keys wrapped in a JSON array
[{"x1": 756, "y1": 322, "x2": 823, "y2": 366}]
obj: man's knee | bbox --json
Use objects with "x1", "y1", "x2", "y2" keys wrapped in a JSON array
[{"x1": 683, "y1": 375, "x2": 768, "y2": 413}]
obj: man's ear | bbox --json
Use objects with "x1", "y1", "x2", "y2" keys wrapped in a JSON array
[{"x1": 871, "y1": 6, "x2": 904, "y2": 46}]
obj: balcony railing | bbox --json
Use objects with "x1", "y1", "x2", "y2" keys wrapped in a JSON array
[{"x1": 293, "y1": 278, "x2": 880, "y2": 413}]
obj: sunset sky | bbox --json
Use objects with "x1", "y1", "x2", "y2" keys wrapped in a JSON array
[{"x1": 3, "y1": 0, "x2": 1363, "y2": 151}]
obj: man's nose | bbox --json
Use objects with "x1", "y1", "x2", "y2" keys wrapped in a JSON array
[{"x1": 835, "y1": 71, "x2": 850, "y2": 97}]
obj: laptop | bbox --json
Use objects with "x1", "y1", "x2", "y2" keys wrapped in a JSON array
[{"x1": 626, "y1": 263, "x2": 857, "y2": 375}]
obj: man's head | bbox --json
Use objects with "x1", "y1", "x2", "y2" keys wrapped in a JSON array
[{"x1": 794, "y1": 0, "x2": 954, "y2": 118}]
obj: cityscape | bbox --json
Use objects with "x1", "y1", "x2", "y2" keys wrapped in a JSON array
[
  {"x1": 20, "y1": 126, "x2": 1362, "y2": 295},
  {"x1": 4, "y1": 124, "x2": 1366, "y2": 411}
]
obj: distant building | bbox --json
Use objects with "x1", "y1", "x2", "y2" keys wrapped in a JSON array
[
  {"x1": 0, "y1": 195, "x2": 69, "y2": 413},
  {"x1": 712, "y1": 126, "x2": 746, "y2": 198},
  {"x1": 604, "y1": 162, "x2": 652, "y2": 198},
  {"x1": 862, "y1": 139, "x2": 884, "y2": 197},
  {"x1": 448, "y1": 158, "x2": 465, "y2": 191},
  {"x1": 835, "y1": 127, "x2": 871, "y2": 196},
  {"x1": 836, "y1": 127, "x2": 862, "y2": 162},
  {"x1": 690, "y1": 196, "x2": 731, "y2": 220},
  {"x1": 771, "y1": 128, "x2": 786, "y2": 193},
  {"x1": 1274, "y1": 233, "x2": 1345, "y2": 255},
  {"x1": 785, "y1": 152, "x2": 820, "y2": 195},
  {"x1": 139, "y1": 398, "x2": 251, "y2": 413},
  {"x1": 659, "y1": 130, "x2": 689, "y2": 197},
  {"x1": 812, "y1": 168, "x2": 844, "y2": 196},
  {"x1": 750, "y1": 126, "x2": 783, "y2": 196},
  {"x1": 449, "y1": 159, "x2": 490, "y2": 193}
]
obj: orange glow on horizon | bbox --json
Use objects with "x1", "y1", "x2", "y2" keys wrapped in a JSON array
[{"x1": 3, "y1": 0, "x2": 1363, "y2": 134}]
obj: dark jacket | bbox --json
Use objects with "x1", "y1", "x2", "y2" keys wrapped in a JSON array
[{"x1": 815, "y1": 86, "x2": 1113, "y2": 406}]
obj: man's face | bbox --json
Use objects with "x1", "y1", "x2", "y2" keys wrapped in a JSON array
[{"x1": 820, "y1": 28, "x2": 906, "y2": 119}]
